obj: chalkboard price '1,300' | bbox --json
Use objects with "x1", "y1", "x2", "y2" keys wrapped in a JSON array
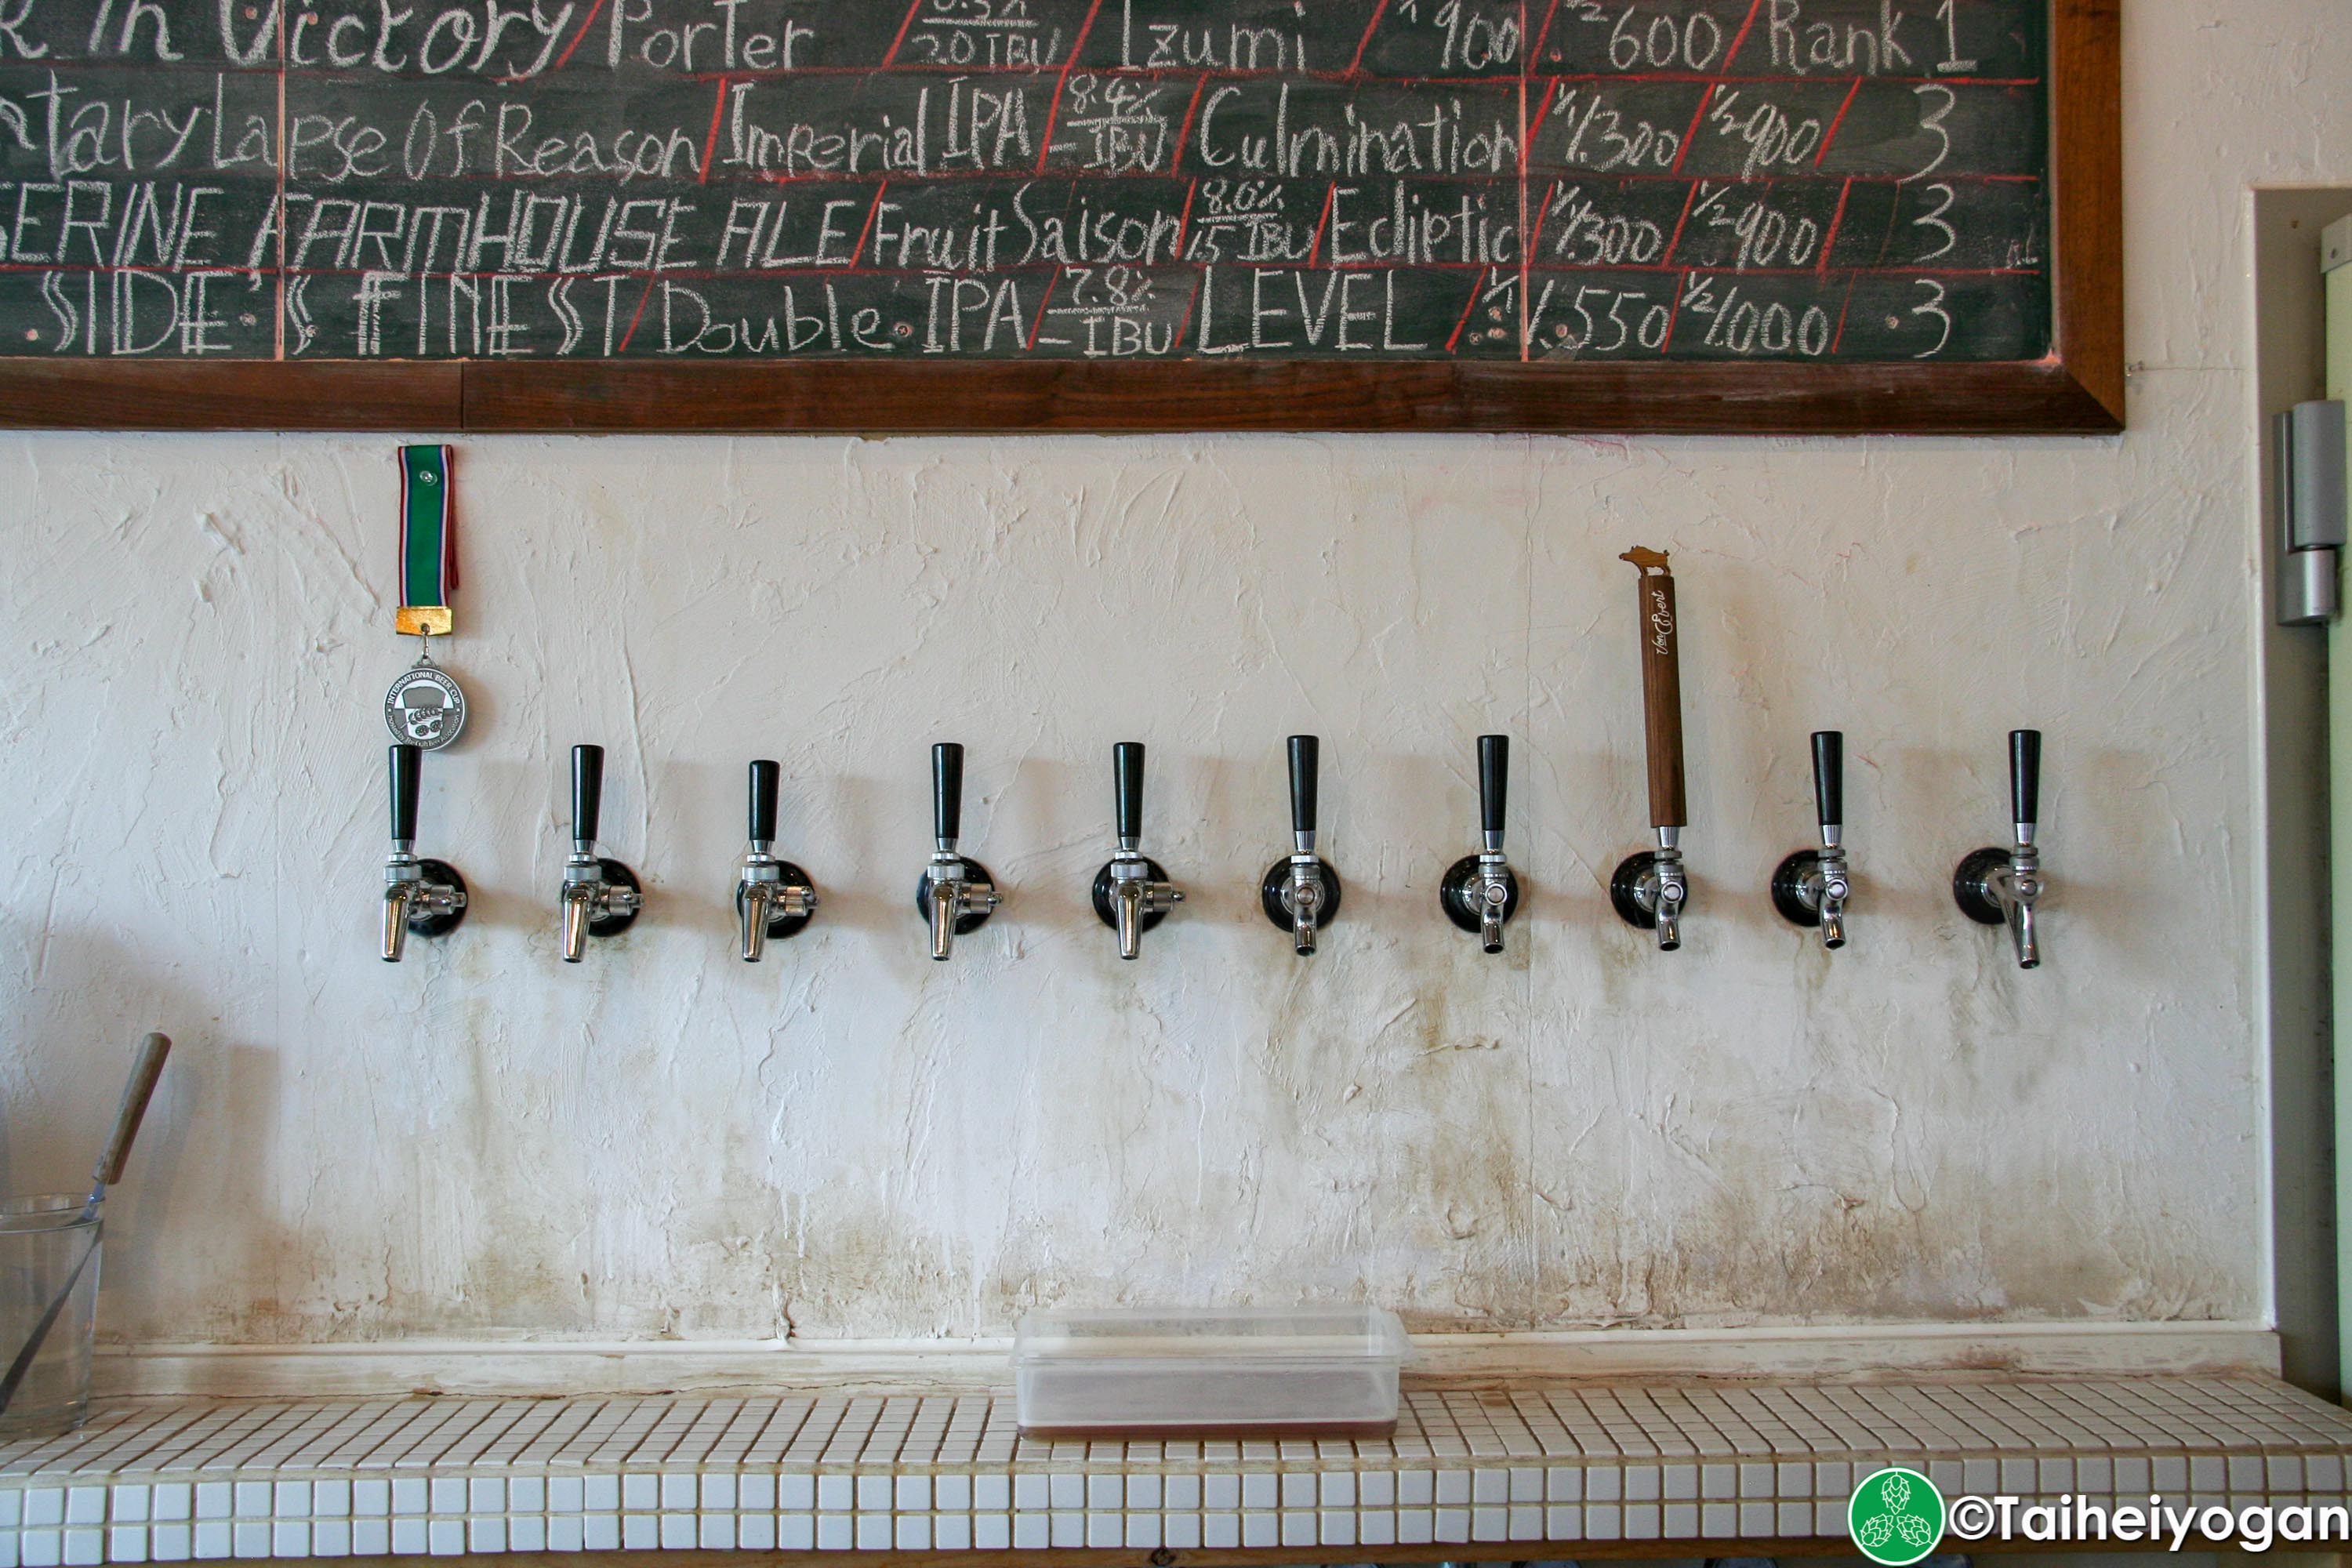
[{"x1": 0, "y1": 0, "x2": 2050, "y2": 364}]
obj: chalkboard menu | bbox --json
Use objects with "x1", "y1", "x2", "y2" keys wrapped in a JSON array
[{"x1": 0, "y1": 0, "x2": 2121, "y2": 432}]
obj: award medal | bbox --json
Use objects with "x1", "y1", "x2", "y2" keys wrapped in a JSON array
[{"x1": 383, "y1": 445, "x2": 468, "y2": 750}]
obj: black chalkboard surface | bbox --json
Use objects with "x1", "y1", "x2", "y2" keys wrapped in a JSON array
[{"x1": 0, "y1": 0, "x2": 2118, "y2": 430}]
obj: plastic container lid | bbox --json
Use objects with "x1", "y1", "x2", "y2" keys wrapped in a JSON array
[{"x1": 1014, "y1": 1307, "x2": 1407, "y2": 1363}]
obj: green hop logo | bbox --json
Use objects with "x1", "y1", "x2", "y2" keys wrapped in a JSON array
[{"x1": 1847, "y1": 1467, "x2": 1944, "y2": 1566}]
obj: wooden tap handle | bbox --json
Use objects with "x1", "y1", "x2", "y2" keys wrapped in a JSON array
[{"x1": 1621, "y1": 547, "x2": 1686, "y2": 829}]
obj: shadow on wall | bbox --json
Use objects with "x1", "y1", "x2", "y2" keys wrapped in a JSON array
[{"x1": 0, "y1": 918, "x2": 286, "y2": 1346}]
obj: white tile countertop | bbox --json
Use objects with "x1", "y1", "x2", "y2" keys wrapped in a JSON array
[{"x1": 1, "y1": 1376, "x2": 2349, "y2": 1564}]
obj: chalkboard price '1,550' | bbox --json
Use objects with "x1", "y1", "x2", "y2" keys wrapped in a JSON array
[{"x1": 0, "y1": 0, "x2": 2051, "y2": 365}]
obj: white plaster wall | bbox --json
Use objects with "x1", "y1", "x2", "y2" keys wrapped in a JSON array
[{"x1": 0, "y1": 2, "x2": 2343, "y2": 1348}]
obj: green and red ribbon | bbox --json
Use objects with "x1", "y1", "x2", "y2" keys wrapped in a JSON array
[{"x1": 396, "y1": 444, "x2": 457, "y2": 637}]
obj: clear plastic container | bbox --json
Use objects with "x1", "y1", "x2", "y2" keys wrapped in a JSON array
[{"x1": 1014, "y1": 1307, "x2": 1406, "y2": 1435}]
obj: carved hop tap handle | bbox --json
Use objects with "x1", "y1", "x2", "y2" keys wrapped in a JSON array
[{"x1": 1619, "y1": 546, "x2": 1686, "y2": 829}]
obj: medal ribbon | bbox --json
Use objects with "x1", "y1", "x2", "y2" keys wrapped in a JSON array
[{"x1": 395, "y1": 444, "x2": 457, "y2": 637}]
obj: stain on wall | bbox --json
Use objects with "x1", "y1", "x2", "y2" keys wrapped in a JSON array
[{"x1": 0, "y1": 2, "x2": 2341, "y2": 1347}]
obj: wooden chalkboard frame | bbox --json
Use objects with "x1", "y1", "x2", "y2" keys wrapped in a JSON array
[{"x1": 0, "y1": 0, "x2": 2118, "y2": 436}]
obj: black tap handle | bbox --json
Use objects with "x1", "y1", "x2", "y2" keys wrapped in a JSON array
[
  {"x1": 1114, "y1": 742, "x2": 1145, "y2": 841},
  {"x1": 1810, "y1": 731, "x2": 1843, "y2": 830},
  {"x1": 2010, "y1": 729, "x2": 2042, "y2": 829},
  {"x1": 572, "y1": 744, "x2": 604, "y2": 845},
  {"x1": 1287, "y1": 735, "x2": 1319, "y2": 836},
  {"x1": 933, "y1": 742, "x2": 964, "y2": 843},
  {"x1": 389, "y1": 744, "x2": 421, "y2": 843},
  {"x1": 748, "y1": 760, "x2": 779, "y2": 844},
  {"x1": 1477, "y1": 735, "x2": 1508, "y2": 837}
]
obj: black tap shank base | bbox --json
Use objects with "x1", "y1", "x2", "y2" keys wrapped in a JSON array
[
  {"x1": 915, "y1": 859, "x2": 998, "y2": 935},
  {"x1": 1771, "y1": 850, "x2": 1827, "y2": 929},
  {"x1": 1439, "y1": 856, "x2": 1521, "y2": 935},
  {"x1": 1610, "y1": 851, "x2": 1688, "y2": 931},
  {"x1": 1091, "y1": 858, "x2": 1174, "y2": 932},
  {"x1": 1952, "y1": 848, "x2": 2010, "y2": 925},
  {"x1": 407, "y1": 860, "x2": 469, "y2": 938},
  {"x1": 572, "y1": 859, "x2": 641, "y2": 938},
  {"x1": 735, "y1": 862, "x2": 818, "y2": 941},
  {"x1": 1260, "y1": 858, "x2": 1343, "y2": 931}
]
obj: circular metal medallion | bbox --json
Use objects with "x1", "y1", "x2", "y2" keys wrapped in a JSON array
[{"x1": 384, "y1": 664, "x2": 467, "y2": 750}]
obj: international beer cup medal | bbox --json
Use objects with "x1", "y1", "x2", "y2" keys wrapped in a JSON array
[{"x1": 383, "y1": 445, "x2": 468, "y2": 750}]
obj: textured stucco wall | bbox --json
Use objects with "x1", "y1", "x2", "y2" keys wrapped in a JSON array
[{"x1": 1, "y1": 3, "x2": 2345, "y2": 1348}]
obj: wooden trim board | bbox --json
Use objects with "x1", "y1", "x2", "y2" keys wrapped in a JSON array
[{"x1": 96, "y1": 1323, "x2": 2276, "y2": 1400}]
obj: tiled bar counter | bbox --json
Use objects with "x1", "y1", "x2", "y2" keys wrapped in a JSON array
[{"x1": 5, "y1": 1376, "x2": 2351, "y2": 1564}]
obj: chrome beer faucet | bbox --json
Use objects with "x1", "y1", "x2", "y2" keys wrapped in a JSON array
[
  {"x1": 1091, "y1": 742, "x2": 1184, "y2": 960},
  {"x1": 1771, "y1": 731, "x2": 1850, "y2": 950},
  {"x1": 1613, "y1": 829, "x2": 1688, "y2": 952},
  {"x1": 1953, "y1": 729, "x2": 2044, "y2": 970},
  {"x1": 381, "y1": 742, "x2": 468, "y2": 962},
  {"x1": 1440, "y1": 734, "x2": 1520, "y2": 953},
  {"x1": 914, "y1": 742, "x2": 999, "y2": 961},
  {"x1": 1259, "y1": 735, "x2": 1342, "y2": 956},
  {"x1": 558, "y1": 743, "x2": 641, "y2": 962},
  {"x1": 1610, "y1": 546, "x2": 1691, "y2": 952},
  {"x1": 736, "y1": 759, "x2": 818, "y2": 961}
]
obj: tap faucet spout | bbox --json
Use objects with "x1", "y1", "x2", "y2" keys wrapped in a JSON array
[
  {"x1": 2001, "y1": 842, "x2": 2041, "y2": 969},
  {"x1": 561, "y1": 858, "x2": 597, "y2": 963},
  {"x1": 382, "y1": 867, "x2": 418, "y2": 964},
  {"x1": 928, "y1": 856, "x2": 964, "y2": 961},
  {"x1": 1286, "y1": 855, "x2": 1324, "y2": 955},
  {"x1": 739, "y1": 881, "x2": 773, "y2": 963},
  {"x1": 1817, "y1": 848, "x2": 1849, "y2": 951},
  {"x1": 1113, "y1": 871, "x2": 1146, "y2": 960},
  {"x1": 1652, "y1": 844, "x2": 1686, "y2": 952},
  {"x1": 1475, "y1": 855, "x2": 1511, "y2": 954}
]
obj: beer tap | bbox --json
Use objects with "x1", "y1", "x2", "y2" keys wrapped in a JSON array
[
  {"x1": 1439, "y1": 734, "x2": 1519, "y2": 953},
  {"x1": 381, "y1": 742, "x2": 467, "y2": 962},
  {"x1": 1771, "y1": 731, "x2": 1849, "y2": 950},
  {"x1": 914, "y1": 742, "x2": 999, "y2": 961},
  {"x1": 736, "y1": 759, "x2": 818, "y2": 962},
  {"x1": 1953, "y1": 729, "x2": 2044, "y2": 970},
  {"x1": 1259, "y1": 735, "x2": 1342, "y2": 956},
  {"x1": 558, "y1": 743, "x2": 641, "y2": 962},
  {"x1": 1091, "y1": 742, "x2": 1184, "y2": 960},
  {"x1": 1610, "y1": 546, "x2": 1690, "y2": 950}
]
